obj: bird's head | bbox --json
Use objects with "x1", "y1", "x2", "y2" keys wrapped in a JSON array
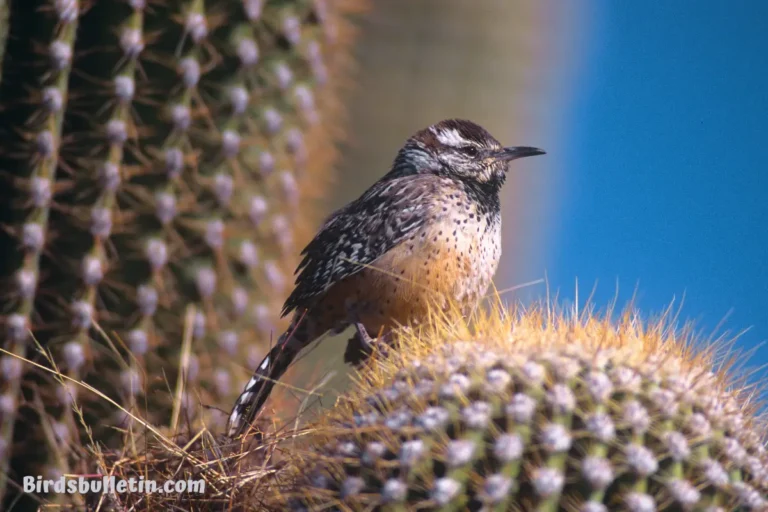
[{"x1": 392, "y1": 119, "x2": 544, "y2": 189}]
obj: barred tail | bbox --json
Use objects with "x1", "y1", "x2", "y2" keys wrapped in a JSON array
[{"x1": 227, "y1": 320, "x2": 309, "y2": 437}]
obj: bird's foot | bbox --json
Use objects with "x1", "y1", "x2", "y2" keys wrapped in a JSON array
[{"x1": 344, "y1": 322, "x2": 389, "y2": 365}]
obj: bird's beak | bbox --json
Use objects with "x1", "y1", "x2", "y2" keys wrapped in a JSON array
[{"x1": 492, "y1": 146, "x2": 546, "y2": 163}]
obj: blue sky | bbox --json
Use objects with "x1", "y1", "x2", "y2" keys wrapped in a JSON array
[{"x1": 544, "y1": 1, "x2": 768, "y2": 372}]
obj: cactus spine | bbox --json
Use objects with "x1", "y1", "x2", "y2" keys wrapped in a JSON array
[
  {"x1": 0, "y1": 0, "x2": 360, "y2": 507},
  {"x1": 273, "y1": 309, "x2": 768, "y2": 511}
]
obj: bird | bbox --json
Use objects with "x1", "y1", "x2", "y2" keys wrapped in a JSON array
[{"x1": 227, "y1": 119, "x2": 544, "y2": 437}]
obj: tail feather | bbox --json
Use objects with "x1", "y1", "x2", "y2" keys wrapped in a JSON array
[{"x1": 227, "y1": 322, "x2": 308, "y2": 437}]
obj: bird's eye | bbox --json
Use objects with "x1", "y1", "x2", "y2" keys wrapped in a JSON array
[{"x1": 459, "y1": 145, "x2": 479, "y2": 157}]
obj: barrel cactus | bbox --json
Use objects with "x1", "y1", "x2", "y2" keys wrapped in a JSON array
[
  {"x1": 273, "y1": 308, "x2": 768, "y2": 511},
  {"x1": 0, "y1": 0, "x2": 360, "y2": 507}
]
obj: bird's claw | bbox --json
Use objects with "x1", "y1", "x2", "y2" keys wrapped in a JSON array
[{"x1": 344, "y1": 322, "x2": 389, "y2": 365}]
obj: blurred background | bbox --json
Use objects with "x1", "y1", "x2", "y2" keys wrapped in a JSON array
[{"x1": 320, "y1": 0, "x2": 768, "y2": 389}]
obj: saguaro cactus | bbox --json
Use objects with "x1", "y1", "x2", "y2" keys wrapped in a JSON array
[{"x1": 0, "y1": 0, "x2": 361, "y2": 507}]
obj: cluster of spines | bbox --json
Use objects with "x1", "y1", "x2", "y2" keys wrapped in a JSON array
[
  {"x1": 55, "y1": 0, "x2": 147, "y2": 440},
  {"x1": 0, "y1": 0, "x2": 81, "y2": 500},
  {"x1": 0, "y1": 0, "x2": 354, "y2": 506},
  {"x1": 282, "y1": 342, "x2": 768, "y2": 511}
]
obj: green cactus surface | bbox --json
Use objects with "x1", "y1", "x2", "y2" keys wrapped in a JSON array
[
  {"x1": 0, "y1": 0, "x2": 359, "y2": 507},
  {"x1": 274, "y1": 310, "x2": 768, "y2": 511}
]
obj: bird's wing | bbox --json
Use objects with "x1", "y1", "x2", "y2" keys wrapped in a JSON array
[{"x1": 281, "y1": 175, "x2": 436, "y2": 316}]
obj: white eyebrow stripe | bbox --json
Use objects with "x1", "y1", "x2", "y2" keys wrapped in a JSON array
[{"x1": 435, "y1": 128, "x2": 467, "y2": 147}]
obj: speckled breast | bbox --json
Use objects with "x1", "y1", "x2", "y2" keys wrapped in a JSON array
[{"x1": 324, "y1": 207, "x2": 502, "y2": 337}]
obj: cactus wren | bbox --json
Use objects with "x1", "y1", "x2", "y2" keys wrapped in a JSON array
[{"x1": 227, "y1": 119, "x2": 544, "y2": 437}]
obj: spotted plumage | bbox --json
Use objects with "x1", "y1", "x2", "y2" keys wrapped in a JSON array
[{"x1": 227, "y1": 119, "x2": 544, "y2": 437}]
